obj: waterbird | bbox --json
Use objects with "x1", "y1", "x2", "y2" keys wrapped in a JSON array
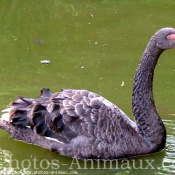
[{"x1": 1, "y1": 27, "x2": 175, "y2": 159}]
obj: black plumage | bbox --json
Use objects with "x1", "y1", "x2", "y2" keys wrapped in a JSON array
[{"x1": 1, "y1": 28, "x2": 175, "y2": 159}]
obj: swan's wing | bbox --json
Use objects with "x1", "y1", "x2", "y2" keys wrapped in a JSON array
[{"x1": 8, "y1": 88, "x2": 135, "y2": 144}]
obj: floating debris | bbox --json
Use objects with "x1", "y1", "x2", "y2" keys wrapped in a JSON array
[
  {"x1": 102, "y1": 43, "x2": 108, "y2": 46},
  {"x1": 40, "y1": 60, "x2": 50, "y2": 64},
  {"x1": 90, "y1": 13, "x2": 94, "y2": 17},
  {"x1": 81, "y1": 66, "x2": 84, "y2": 69},
  {"x1": 121, "y1": 81, "x2": 124, "y2": 86},
  {"x1": 34, "y1": 38, "x2": 44, "y2": 44}
]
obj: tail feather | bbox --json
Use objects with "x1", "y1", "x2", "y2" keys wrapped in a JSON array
[
  {"x1": 0, "y1": 118, "x2": 64, "y2": 153},
  {"x1": 11, "y1": 110, "x2": 28, "y2": 127},
  {"x1": 1, "y1": 88, "x2": 70, "y2": 144}
]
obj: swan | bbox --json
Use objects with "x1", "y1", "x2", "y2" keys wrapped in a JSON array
[{"x1": 1, "y1": 27, "x2": 175, "y2": 160}]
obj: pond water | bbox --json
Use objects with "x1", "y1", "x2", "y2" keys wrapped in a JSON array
[{"x1": 0, "y1": 0, "x2": 175, "y2": 174}]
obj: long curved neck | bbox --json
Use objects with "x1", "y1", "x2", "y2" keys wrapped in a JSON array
[{"x1": 132, "y1": 38, "x2": 166, "y2": 150}]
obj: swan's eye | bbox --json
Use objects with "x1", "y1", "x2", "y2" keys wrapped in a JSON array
[{"x1": 167, "y1": 34, "x2": 175, "y2": 40}]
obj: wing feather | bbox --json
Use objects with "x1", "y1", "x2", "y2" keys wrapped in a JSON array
[{"x1": 9, "y1": 88, "x2": 133, "y2": 146}]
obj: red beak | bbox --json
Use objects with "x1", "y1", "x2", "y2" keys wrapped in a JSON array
[{"x1": 167, "y1": 34, "x2": 175, "y2": 40}]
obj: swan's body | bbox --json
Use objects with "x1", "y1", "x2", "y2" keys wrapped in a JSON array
[{"x1": 1, "y1": 28, "x2": 175, "y2": 159}]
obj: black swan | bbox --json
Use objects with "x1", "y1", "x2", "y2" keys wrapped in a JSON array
[{"x1": 1, "y1": 27, "x2": 175, "y2": 160}]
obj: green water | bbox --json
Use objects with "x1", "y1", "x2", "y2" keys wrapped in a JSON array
[{"x1": 0, "y1": 0, "x2": 175, "y2": 174}]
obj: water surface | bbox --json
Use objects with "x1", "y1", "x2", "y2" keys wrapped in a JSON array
[{"x1": 0, "y1": 1, "x2": 175, "y2": 174}]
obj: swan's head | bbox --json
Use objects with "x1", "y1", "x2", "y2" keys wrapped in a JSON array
[{"x1": 154, "y1": 27, "x2": 175, "y2": 50}]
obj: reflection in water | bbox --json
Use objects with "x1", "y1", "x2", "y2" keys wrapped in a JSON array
[
  {"x1": 1, "y1": 120, "x2": 175, "y2": 174},
  {"x1": 0, "y1": 141, "x2": 172, "y2": 175},
  {"x1": 0, "y1": 148, "x2": 31, "y2": 174},
  {"x1": 158, "y1": 119, "x2": 175, "y2": 174}
]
